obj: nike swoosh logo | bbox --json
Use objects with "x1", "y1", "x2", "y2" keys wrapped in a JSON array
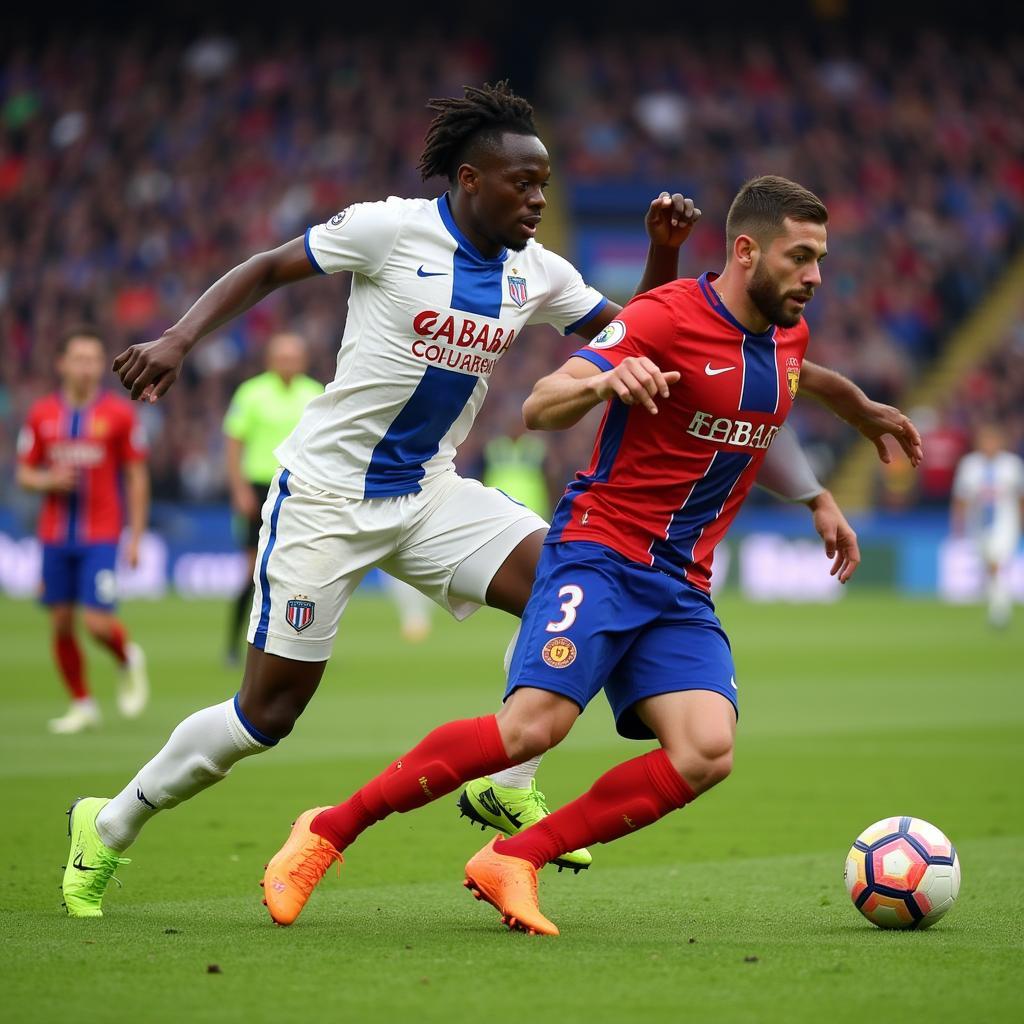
[
  {"x1": 705, "y1": 363, "x2": 736, "y2": 376},
  {"x1": 73, "y1": 851, "x2": 98, "y2": 872},
  {"x1": 477, "y1": 787, "x2": 524, "y2": 829},
  {"x1": 417, "y1": 265, "x2": 447, "y2": 278}
]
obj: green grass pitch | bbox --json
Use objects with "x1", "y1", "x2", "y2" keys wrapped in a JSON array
[{"x1": 1, "y1": 591, "x2": 1021, "y2": 1023}]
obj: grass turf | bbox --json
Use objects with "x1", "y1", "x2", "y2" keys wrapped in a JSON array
[{"x1": 0, "y1": 591, "x2": 1021, "y2": 1023}]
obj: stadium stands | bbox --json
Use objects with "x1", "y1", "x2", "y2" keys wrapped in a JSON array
[{"x1": 1, "y1": 29, "x2": 1022, "y2": 504}]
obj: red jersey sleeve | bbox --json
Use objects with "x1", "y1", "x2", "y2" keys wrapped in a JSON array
[
  {"x1": 115, "y1": 402, "x2": 147, "y2": 463},
  {"x1": 16, "y1": 402, "x2": 46, "y2": 467},
  {"x1": 568, "y1": 292, "x2": 679, "y2": 374}
]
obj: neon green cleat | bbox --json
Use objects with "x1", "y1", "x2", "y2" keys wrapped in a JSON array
[
  {"x1": 457, "y1": 778, "x2": 593, "y2": 873},
  {"x1": 62, "y1": 797, "x2": 130, "y2": 918}
]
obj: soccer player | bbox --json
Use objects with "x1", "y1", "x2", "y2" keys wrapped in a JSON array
[
  {"x1": 259, "y1": 176, "x2": 868, "y2": 934},
  {"x1": 63, "y1": 84, "x2": 917, "y2": 917},
  {"x1": 951, "y1": 423, "x2": 1024, "y2": 627},
  {"x1": 16, "y1": 327, "x2": 150, "y2": 734},
  {"x1": 223, "y1": 332, "x2": 323, "y2": 663}
]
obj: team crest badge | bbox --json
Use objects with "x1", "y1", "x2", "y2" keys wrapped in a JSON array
[
  {"x1": 285, "y1": 597, "x2": 315, "y2": 633},
  {"x1": 541, "y1": 636, "x2": 577, "y2": 669},
  {"x1": 507, "y1": 275, "x2": 528, "y2": 308},
  {"x1": 786, "y1": 358, "x2": 801, "y2": 399}
]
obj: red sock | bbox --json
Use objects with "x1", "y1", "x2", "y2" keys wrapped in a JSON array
[
  {"x1": 96, "y1": 621, "x2": 129, "y2": 665},
  {"x1": 495, "y1": 748, "x2": 696, "y2": 869},
  {"x1": 312, "y1": 715, "x2": 514, "y2": 851},
  {"x1": 53, "y1": 634, "x2": 88, "y2": 700}
]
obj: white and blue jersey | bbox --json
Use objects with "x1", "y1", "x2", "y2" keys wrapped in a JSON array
[{"x1": 275, "y1": 194, "x2": 607, "y2": 498}]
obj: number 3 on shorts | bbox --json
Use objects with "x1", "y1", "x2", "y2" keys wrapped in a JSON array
[{"x1": 545, "y1": 584, "x2": 584, "y2": 633}]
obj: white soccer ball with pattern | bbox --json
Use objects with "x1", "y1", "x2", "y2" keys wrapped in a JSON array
[{"x1": 844, "y1": 816, "x2": 960, "y2": 929}]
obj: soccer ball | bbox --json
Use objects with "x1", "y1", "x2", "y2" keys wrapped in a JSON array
[{"x1": 844, "y1": 816, "x2": 960, "y2": 930}]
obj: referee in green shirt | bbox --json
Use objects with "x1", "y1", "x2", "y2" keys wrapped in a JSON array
[{"x1": 223, "y1": 333, "x2": 323, "y2": 662}]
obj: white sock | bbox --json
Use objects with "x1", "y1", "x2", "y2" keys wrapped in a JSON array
[
  {"x1": 488, "y1": 755, "x2": 542, "y2": 790},
  {"x1": 987, "y1": 573, "x2": 1012, "y2": 627},
  {"x1": 488, "y1": 625, "x2": 538, "y2": 789},
  {"x1": 95, "y1": 696, "x2": 273, "y2": 851}
]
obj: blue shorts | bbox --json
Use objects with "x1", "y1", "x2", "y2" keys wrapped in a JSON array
[
  {"x1": 41, "y1": 543, "x2": 119, "y2": 610},
  {"x1": 506, "y1": 542, "x2": 737, "y2": 739}
]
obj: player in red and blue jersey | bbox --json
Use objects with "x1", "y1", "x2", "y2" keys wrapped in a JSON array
[
  {"x1": 17, "y1": 328, "x2": 151, "y2": 734},
  {"x1": 258, "y1": 175, "x2": 894, "y2": 933}
]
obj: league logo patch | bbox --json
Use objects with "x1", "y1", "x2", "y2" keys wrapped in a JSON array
[
  {"x1": 285, "y1": 597, "x2": 315, "y2": 633},
  {"x1": 326, "y1": 207, "x2": 354, "y2": 231},
  {"x1": 786, "y1": 357, "x2": 801, "y2": 399},
  {"x1": 507, "y1": 275, "x2": 528, "y2": 308},
  {"x1": 589, "y1": 320, "x2": 626, "y2": 349},
  {"x1": 541, "y1": 636, "x2": 577, "y2": 669}
]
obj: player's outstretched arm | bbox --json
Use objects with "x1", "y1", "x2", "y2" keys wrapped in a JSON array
[
  {"x1": 634, "y1": 192, "x2": 701, "y2": 297},
  {"x1": 806, "y1": 489, "x2": 861, "y2": 584},
  {"x1": 523, "y1": 354, "x2": 679, "y2": 431},
  {"x1": 756, "y1": 427, "x2": 859, "y2": 583},
  {"x1": 799, "y1": 361, "x2": 923, "y2": 467},
  {"x1": 112, "y1": 238, "x2": 316, "y2": 402},
  {"x1": 123, "y1": 461, "x2": 149, "y2": 569},
  {"x1": 573, "y1": 193, "x2": 701, "y2": 341}
]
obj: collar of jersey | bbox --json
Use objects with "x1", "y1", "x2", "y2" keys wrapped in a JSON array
[
  {"x1": 437, "y1": 193, "x2": 508, "y2": 265},
  {"x1": 698, "y1": 272, "x2": 775, "y2": 340},
  {"x1": 60, "y1": 389, "x2": 103, "y2": 414}
]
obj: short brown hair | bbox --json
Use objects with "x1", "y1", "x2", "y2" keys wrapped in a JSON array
[
  {"x1": 726, "y1": 175, "x2": 828, "y2": 250},
  {"x1": 58, "y1": 324, "x2": 105, "y2": 355}
]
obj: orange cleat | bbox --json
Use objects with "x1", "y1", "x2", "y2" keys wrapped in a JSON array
[
  {"x1": 261, "y1": 807, "x2": 342, "y2": 926},
  {"x1": 463, "y1": 836, "x2": 559, "y2": 936}
]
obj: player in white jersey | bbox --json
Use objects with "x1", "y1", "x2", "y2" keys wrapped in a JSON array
[
  {"x1": 63, "y1": 83, "x2": 923, "y2": 917},
  {"x1": 952, "y1": 424, "x2": 1024, "y2": 627}
]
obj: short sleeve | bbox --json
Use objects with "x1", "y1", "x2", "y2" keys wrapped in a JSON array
[
  {"x1": 223, "y1": 382, "x2": 254, "y2": 441},
  {"x1": 530, "y1": 249, "x2": 607, "y2": 335},
  {"x1": 303, "y1": 198, "x2": 405, "y2": 278},
  {"x1": 568, "y1": 292, "x2": 678, "y2": 373},
  {"x1": 16, "y1": 408, "x2": 44, "y2": 466},
  {"x1": 120, "y1": 405, "x2": 147, "y2": 461}
]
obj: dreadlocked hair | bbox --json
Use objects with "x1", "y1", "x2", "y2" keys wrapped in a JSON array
[{"x1": 418, "y1": 81, "x2": 537, "y2": 182}]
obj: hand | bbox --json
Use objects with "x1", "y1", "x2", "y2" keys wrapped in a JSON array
[
  {"x1": 807, "y1": 489, "x2": 860, "y2": 584},
  {"x1": 645, "y1": 192, "x2": 701, "y2": 249},
  {"x1": 232, "y1": 483, "x2": 259, "y2": 519},
  {"x1": 47, "y1": 464, "x2": 78, "y2": 493},
  {"x1": 847, "y1": 400, "x2": 923, "y2": 468},
  {"x1": 589, "y1": 356, "x2": 680, "y2": 414},
  {"x1": 112, "y1": 333, "x2": 189, "y2": 402},
  {"x1": 124, "y1": 534, "x2": 141, "y2": 569}
]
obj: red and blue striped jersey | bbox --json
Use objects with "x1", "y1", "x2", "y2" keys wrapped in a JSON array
[
  {"x1": 17, "y1": 391, "x2": 146, "y2": 544},
  {"x1": 547, "y1": 273, "x2": 809, "y2": 593}
]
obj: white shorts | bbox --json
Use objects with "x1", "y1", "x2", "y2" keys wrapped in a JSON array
[
  {"x1": 974, "y1": 527, "x2": 1019, "y2": 567},
  {"x1": 247, "y1": 468, "x2": 547, "y2": 661}
]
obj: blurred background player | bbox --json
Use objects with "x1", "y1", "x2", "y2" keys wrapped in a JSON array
[
  {"x1": 15, "y1": 328, "x2": 150, "y2": 733},
  {"x1": 482, "y1": 413, "x2": 552, "y2": 518},
  {"x1": 951, "y1": 424, "x2": 1024, "y2": 627},
  {"x1": 223, "y1": 332, "x2": 323, "y2": 664}
]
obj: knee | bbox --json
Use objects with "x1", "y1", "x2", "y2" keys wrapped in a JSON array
[
  {"x1": 82, "y1": 617, "x2": 107, "y2": 641},
  {"x1": 496, "y1": 714, "x2": 568, "y2": 762},
  {"x1": 51, "y1": 609, "x2": 75, "y2": 637},
  {"x1": 237, "y1": 689, "x2": 304, "y2": 741},
  {"x1": 666, "y1": 731, "x2": 734, "y2": 794}
]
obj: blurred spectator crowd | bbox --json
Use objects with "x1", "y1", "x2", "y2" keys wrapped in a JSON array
[
  {"x1": 542, "y1": 29, "x2": 1024, "y2": 487},
  {"x1": 1, "y1": 28, "x2": 1022, "y2": 509}
]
